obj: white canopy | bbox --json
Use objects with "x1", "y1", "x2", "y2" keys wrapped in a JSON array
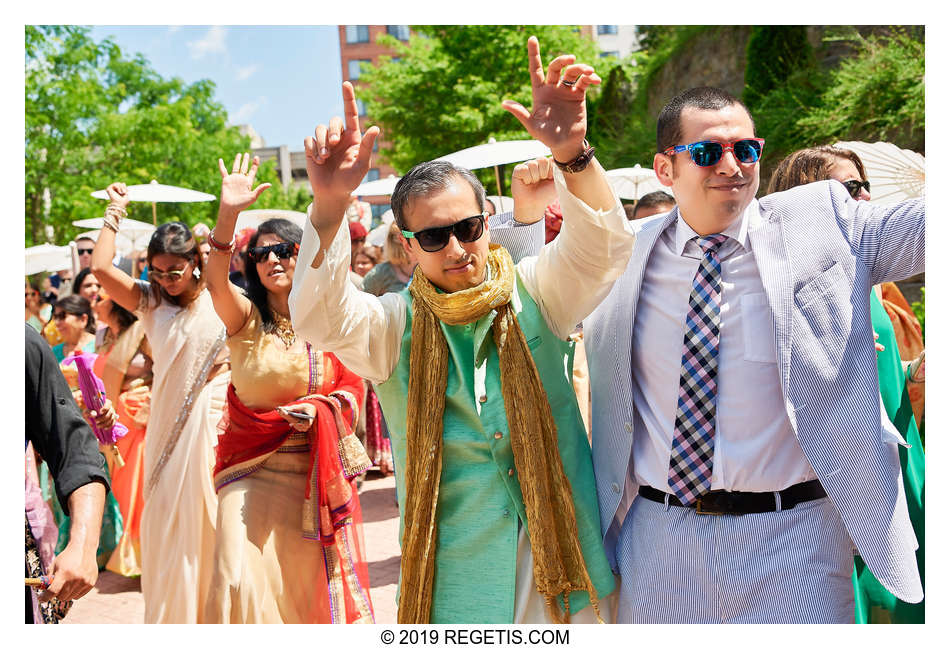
[
  {"x1": 25, "y1": 243, "x2": 72, "y2": 276},
  {"x1": 606, "y1": 165, "x2": 666, "y2": 201},
  {"x1": 434, "y1": 138, "x2": 551, "y2": 170},
  {"x1": 90, "y1": 181, "x2": 216, "y2": 203}
]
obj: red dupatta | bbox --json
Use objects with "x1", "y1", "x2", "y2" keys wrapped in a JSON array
[{"x1": 213, "y1": 383, "x2": 374, "y2": 623}]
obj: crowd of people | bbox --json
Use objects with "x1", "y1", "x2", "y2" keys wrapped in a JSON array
[{"x1": 25, "y1": 36, "x2": 924, "y2": 625}]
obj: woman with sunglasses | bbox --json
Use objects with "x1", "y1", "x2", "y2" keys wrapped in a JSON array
[
  {"x1": 768, "y1": 145, "x2": 925, "y2": 624},
  {"x1": 90, "y1": 181, "x2": 231, "y2": 623},
  {"x1": 201, "y1": 153, "x2": 373, "y2": 624},
  {"x1": 50, "y1": 295, "x2": 98, "y2": 363},
  {"x1": 90, "y1": 291, "x2": 152, "y2": 579},
  {"x1": 26, "y1": 280, "x2": 50, "y2": 333}
]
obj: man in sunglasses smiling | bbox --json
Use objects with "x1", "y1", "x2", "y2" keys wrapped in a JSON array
[
  {"x1": 577, "y1": 86, "x2": 925, "y2": 623},
  {"x1": 290, "y1": 37, "x2": 634, "y2": 623}
]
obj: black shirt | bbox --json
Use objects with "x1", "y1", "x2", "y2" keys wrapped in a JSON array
[{"x1": 25, "y1": 324, "x2": 110, "y2": 515}]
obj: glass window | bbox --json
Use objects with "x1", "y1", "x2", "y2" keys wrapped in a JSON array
[
  {"x1": 348, "y1": 59, "x2": 371, "y2": 80},
  {"x1": 364, "y1": 168, "x2": 380, "y2": 184},
  {"x1": 599, "y1": 50, "x2": 620, "y2": 59},
  {"x1": 345, "y1": 25, "x2": 369, "y2": 43},
  {"x1": 355, "y1": 99, "x2": 367, "y2": 116},
  {"x1": 387, "y1": 25, "x2": 410, "y2": 41},
  {"x1": 597, "y1": 25, "x2": 618, "y2": 35}
]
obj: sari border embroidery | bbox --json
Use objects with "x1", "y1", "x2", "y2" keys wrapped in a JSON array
[{"x1": 145, "y1": 327, "x2": 226, "y2": 499}]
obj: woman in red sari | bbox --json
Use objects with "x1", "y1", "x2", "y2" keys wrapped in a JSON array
[{"x1": 203, "y1": 153, "x2": 373, "y2": 623}]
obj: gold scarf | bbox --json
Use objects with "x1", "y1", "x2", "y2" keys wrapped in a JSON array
[{"x1": 398, "y1": 244, "x2": 603, "y2": 624}]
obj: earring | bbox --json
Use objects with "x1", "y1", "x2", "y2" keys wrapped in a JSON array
[{"x1": 192, "y1": 267, "x2": 201, "y2": 280}]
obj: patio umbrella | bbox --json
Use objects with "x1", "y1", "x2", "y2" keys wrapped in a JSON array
[
  {"x1": 435, "y1": 138, "x2": 551, "y2": 196},
  {"x1": 834, "y1": 141, "x2": 925, "y2": 205},
  {"x1": 606, "y1": 165, "x2": 665, "y2": 201},
  {"x1": 25, "y1": 243, "x2": 72, "y2": 276},
  {"x1": 233, "y1": 209, "x2": 307, "y2": 233},
  {"x1": 72, "y1": 218, "x2": 156, "y2": 252},
  {"x1": 90, "y1": 179, "x2": 216, "y2": 225},
  {"x1": 354, "y1": 174, "x2": 401, "y2": 197}
]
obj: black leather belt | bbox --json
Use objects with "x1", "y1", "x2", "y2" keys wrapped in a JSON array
[{"x1": 638, "y1": 479, "x2": 826, "y2": 515}]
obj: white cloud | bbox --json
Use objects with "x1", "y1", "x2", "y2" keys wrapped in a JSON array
[
  {"x1": 231, "y1": 97, "x2": 268, "y2": 124},
  {"x1": 235, "y1": 64, "x2": 259, "y2": 81},
  {"x1": 187, "y1": 26, "x2": 227, "y2": 60}
]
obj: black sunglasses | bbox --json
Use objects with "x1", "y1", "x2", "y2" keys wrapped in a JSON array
[
  {"x1": 401, "y1": 213, "x2": 487, "y2": 253},
  {"x1": 52, "y1": 311, "x2": 67, "y2": 321},
  {"x1": 247, "y1": 241, "x2": 299, "y2": 264},
  {"x1": 841, "y1": 179, "x2": 871, "y2": 199},
  {"x1": 77, "y1": 248, "x2": 94, "y2": 255}
]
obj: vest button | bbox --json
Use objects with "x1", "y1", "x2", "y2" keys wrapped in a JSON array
[
  {"x1": 624, "y1": 422, "x2": 632, "y2": 432},
  {"x1": 503, "y1": 509, "x2": 510, "y2": 517},
  {"x1": 508, "y1": 468, "x2": 514, "y2": 476},
  {"x1": 478, "y1": 394, "x2": 488, "y2": 403},
  {"x1": 494, "y1": 431, "x2": 503, "y2": 439}
]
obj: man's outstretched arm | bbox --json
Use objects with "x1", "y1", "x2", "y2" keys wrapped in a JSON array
[{"x1": 289, "y1": 81, "x2": 404, "y2": 384}]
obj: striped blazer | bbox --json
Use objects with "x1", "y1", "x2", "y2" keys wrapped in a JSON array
[{"x1": 584, "y1": 180, "x2": 924, "y2": 603}]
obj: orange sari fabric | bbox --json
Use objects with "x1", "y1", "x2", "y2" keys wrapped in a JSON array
[{"x1": 880, "y1": 282, "x2": 924, "y2": 429}]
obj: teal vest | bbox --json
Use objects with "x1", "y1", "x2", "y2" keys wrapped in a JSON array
[{"x1": 375, "y1": 274, "x2": 615, "y2": 623}]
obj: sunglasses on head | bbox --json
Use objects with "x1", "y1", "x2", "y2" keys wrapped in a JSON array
[
  {"x1": 247, "y1": 242, "x2": 299, "y2": 264},
  {"x1": 841, "y1": 179, "x2": 871, "y2": 199},
  {"x1": 664, "y1": 138, "x2": 765, "y2": 167},
  {"x1": 148, "y1": 266, "x2": 189, "y2": 281},
  {"x1": 401, "y1": 213, "x2": 487, "y2": 253},
  {"x1": 77, "y1": 248, "x2": 94, "y2": 255}
]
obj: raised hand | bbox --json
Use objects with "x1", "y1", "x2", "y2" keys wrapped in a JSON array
[
  {"x1": 304, "y1": 81, "x2": 380, "y2": 203},
  {"x1": 502, "y1": 36, "x2": 601, "y2": 162},
  {"x1": 511, "y1": 157, "x2": 557, "y2": 224},
  {"x1": 105, "y1": 182, "x2": 131, "y2": 210},
  {"x1": 217, "y1": 152, "x2": 271, "y2": 216}
]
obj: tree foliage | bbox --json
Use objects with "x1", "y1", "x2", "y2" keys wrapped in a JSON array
[
  {"x1": 25, "y1": 26, "x2": 301, "y2": 247},
  {"x1": 357, "y1": 25, "x2": 599, "y2": 191}
]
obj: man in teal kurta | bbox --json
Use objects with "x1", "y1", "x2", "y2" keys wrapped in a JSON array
[{"x1": 290, "y1": 39, "x2": 635, "y2": 623}]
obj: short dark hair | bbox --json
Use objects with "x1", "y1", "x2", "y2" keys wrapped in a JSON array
[
  {"x1": 766, "y1": 145, "x2": 868, "y2": 194},
  {"x1": 54, "y1": 294, "x2": 97, "y2": 333},
  {"x1": 243, "y1": 218, "x2": 303, "y2": 328},
  {"x1": 390, "y1": 160, "x2": 485, "y2": 232},
  {"x1": 656, "y1": 87, "x2": 755, "y2": 154},
  {"x1": 633, "y1": 190, "x2": 676, "y2": 218},
  {"x1": 75, "y1": 236, "x2": 95, "y2": 246},
  {"x1": 146, "y1": 222, "x2": 204, "y2": 305}
]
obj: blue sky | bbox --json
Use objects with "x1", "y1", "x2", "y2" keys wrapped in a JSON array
[{"x1": 89, "y1": 25, "x2": 345, "y2": 150}]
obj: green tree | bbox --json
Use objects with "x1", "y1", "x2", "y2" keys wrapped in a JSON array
[
  {"x1": 25, "y1": 26, "x2": 302, "y2": 247},
  {"x1": 357, "y1": 25, "x2": 599, "y2": 192},
  {"x1": 742, "y1": 26, "x2": 813, "y2": 109}
]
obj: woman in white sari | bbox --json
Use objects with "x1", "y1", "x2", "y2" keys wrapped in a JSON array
[{"x1": 91, "y1": 182, "x2": 229, "y2": 623}]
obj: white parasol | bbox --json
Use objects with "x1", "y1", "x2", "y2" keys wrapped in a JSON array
[
  {"x1": 91, "y1": 179, "x2": 217, "y2": 225},
  {"x1": 435, "y1": 138, "x2": 551, "y2": 196},
  {"x1": 354, "y1": 174, "x2": 401, "y2": 197},
  {"x1": 72, "y1": 218, "x2": 156, "y2": 252},
  {"x1": 233, "y1": 209, "x2": 308, "y2": 233},
  {"x1": 606, "y1": 165, "x2": 665, "y2": 201},
  {"x1": 834, "y1": 141, "x2": 925, "y2": 205},
  {"x1": 25, "y1": 243, "x2": 72, "y2": 276}
]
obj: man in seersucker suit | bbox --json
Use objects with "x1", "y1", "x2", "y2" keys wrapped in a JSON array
[{"x1": 572, "y1": 86, "x2": 924, "y2": 623}]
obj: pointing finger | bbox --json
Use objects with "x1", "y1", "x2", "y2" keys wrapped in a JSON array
[
  {"x1": 342, "y1": 81, "x2": 362, "y2": 135},
  {"x1": 526, "y1": 36, "x2": 545, "y2": 88}
]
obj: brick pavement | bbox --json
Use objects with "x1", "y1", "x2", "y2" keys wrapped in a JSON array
[{"x1": 62, "y1": 472, "x2": 401, "y2": 624}]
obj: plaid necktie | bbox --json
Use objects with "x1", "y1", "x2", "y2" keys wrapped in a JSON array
[{"x1": 668, "y1": 234, "x2": 729, "y2": 505}]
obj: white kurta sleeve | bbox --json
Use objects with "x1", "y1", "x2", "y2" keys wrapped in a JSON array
[
  {"x1": 289, "y1": 210, "x2": 407, "y2": 384},
  {"x1": 516, "y1": 168, "x2": 637, "y2": 339}
]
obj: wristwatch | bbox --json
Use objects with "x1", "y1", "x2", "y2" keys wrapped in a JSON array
[{"x1": 553, "y1": 140, "x2": 596, "y2": 173}]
